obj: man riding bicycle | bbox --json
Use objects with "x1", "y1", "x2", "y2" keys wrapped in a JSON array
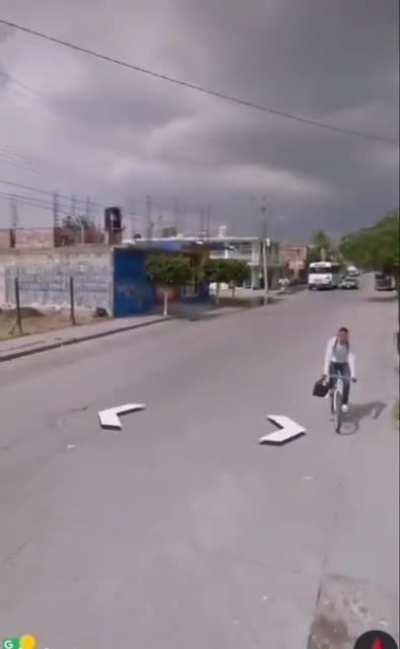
[{"x1": 323, "y1": 326, "x2": 357, "y2": 413}]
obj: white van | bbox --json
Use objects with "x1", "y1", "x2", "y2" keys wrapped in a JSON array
[
  {"x1": 308, "y1": 261, "x2": 341, "y2": 289},
  {"x1": 346, "y1": 265, "x2": 360, "y2": 277}
]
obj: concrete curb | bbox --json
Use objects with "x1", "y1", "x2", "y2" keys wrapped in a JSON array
[
  {"x1": 0, "y1": 300, "x2": 265, "y2": 363},
  {"x1": 0, "y1": 316, "x2": 171, "y2": 363}
]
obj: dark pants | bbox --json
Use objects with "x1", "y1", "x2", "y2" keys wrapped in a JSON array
[{"x1": 329, "y1": 362, "x2": 351, "y2": 404}]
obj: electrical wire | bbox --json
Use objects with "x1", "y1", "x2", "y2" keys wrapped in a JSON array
[
  {"x1": 0, "y1": 178, "x2": 106, "y2": 210},
  {"x1": 0, "y1": 189, "x2": 70, "y2": 214},
  {"x1": 0, "y1": 69, "x2": 41, "y2": 97},
  {"x1": 0, "y1": 17, "x2": 396, "y2": 145},
  {"x1": 0, "y1": 146, "x2": 36, "y2": 163},
  {"x1": 0, "y1": 156, "x2": 41, "y2": 175}
]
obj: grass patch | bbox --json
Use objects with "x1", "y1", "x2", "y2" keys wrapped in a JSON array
[{"x1": 0, "y1": 307, "x2": 99, "y2": 341}]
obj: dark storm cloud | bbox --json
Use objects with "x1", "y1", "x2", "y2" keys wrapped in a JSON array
[
  {"x1": 0, "y1": 0, "x2": 398, "y2": 237},
  {"x1": 170, "y1": 0, "x2": 397, "y2": 116}
]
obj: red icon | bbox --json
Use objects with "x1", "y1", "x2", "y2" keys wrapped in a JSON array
[
  {"x1": 354, "y1": 630, "x2": 398, "y2": 649},
  {"x1": 373, "y1": 640, "x2": 385, "y2": 649}
]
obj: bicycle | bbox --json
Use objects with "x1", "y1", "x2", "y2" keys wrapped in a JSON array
[{"x1": 327, "y1": 373, "x2": 356, "y2": 434}]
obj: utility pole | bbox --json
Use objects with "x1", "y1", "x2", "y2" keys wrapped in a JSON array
[
  {"x1": 71, "y1": 195, "x2": 77, "y2": 219},
  {"x1": 260, "y1": 197, "x2": 270, "y2": 303},
  {"x1": 81, "y1": 196, "x2": 92, "y2": 244},
  {"x1": 172, "y1": 196, "x2": 179, "y2": 233},
  {"x1": 10, "y1": 194, "x2": 18, "y2": 230},
  {"x1": 85, "y1": 196, "x2": 91, "y2": 221},
  {"x1": 80, "y1": 218, "x2": 85, "y2": 244},
  {"x1": 130, "y1": 214, "x2": 136, "y2": 239},
  {"x1": 129, "y1": 201, "x2": 136, "y2": 239},
  {"x1": 199, "y1": 205, "x2": 205, "y2": 239},
  {"x1": 52, "y1": 192, "x2": 60, "y2": 246},
  {"x1": 180, "y1": 199, "x2": 187, "y2": 235},
  {"x1": 206, "y1": 205, "x2": 211, "y2": 240},
  {"x1": 146, "y1": 194, "x2": 153, "y2": 240},
  {"x1": 53, "y1": 192, "x2": 60, "y2": 229},
  {"x1": 157, "y1": 214, "x2": 163, "y2": 238}
]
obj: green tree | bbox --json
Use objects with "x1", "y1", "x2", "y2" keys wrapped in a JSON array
[
  {"x1": 204, "y1": 260, "x2": 230, "y2": 303},
  {"x1": 310, "y1": 230, "x2": 334, "y2": 261},
  {"x1": 340, "y1": 210, "x2": 399, "y2": 274},
  {"x1": 146, "y1": 254, "x2": 193, "y2": 316},
  {"x1": 227, "y1": 260, "x2": 251, "y2": 297},
  {"x1": 204, "y1": 259, "x2": 251, "y2": 300}
]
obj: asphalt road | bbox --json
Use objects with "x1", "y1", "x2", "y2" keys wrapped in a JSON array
[{"x1": 0, "y1": 277, "x2": 398, "y2": 648}]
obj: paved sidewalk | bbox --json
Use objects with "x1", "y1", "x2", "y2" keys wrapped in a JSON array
[
  {"x1": 0, "y1": 302, "x2": 249, "y2": 363},
  {"x1": 0, "y1": 313, "x2": 169, "y2": 363}
]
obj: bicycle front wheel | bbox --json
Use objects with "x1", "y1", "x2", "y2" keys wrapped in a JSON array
[{"x1": 335, "y1": 390, "x2": 342, "y2": 433}]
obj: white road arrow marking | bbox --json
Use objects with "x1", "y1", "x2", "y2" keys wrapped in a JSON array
[
  {"x1": 259, "y1": 415, "x2": 306, "y2": 445},
  {"x1": 98, "y1": 403, "x2": 146, "y2": 430}
]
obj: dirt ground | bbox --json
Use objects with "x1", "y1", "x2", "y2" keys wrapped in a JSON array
[{"x1": 0, "y1": 307, "x2": 105, "y2": 341}]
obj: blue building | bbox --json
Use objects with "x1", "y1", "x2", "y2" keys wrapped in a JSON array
[{"x1": 113, "y1": 240, "x2": 222, "y2": 317}]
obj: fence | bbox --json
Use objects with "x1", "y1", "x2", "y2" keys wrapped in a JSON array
[
  {"x1": 0, "y1": 250, "x2": 114, "y2": 336},
  {"x1": 5, "y1": 275, "x2": 110, "y2": 335},
  {"x1": 1, "y1": 245, "x2": 113, "y2": 310}
]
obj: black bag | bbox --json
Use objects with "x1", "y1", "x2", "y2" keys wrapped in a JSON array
[{"x1": 313, "y1": 378, "x2": 329, "y2": 397}]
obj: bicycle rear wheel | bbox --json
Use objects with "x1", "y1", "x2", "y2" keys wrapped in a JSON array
[{"x1": 335, "y1": 390, "x2": 342, "y2": 433}]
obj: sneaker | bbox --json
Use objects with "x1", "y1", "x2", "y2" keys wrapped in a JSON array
[{"x1": 341, "y1": 404, "x2": 349, "y2": 414}]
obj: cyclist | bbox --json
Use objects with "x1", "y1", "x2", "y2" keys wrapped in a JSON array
[{"x1": 323, "y1": 326, "x2": 357, "y2": 413}]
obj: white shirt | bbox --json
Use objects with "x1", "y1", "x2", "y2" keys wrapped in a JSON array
[{"x1": 323, "y1": 337, "x2": 356, "y2": 377}]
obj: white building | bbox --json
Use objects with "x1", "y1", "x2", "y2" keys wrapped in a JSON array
[
  {"x1": 209, "y1": 236, "x2": 281, "y2": 289},
  {"x1": 122, "y1": 233, "x2": 282, "y2": 289}
]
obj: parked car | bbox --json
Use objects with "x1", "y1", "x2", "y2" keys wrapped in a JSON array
[
  {"x1": 375, "y1": 272, "x2": 395, "y2": 291},
  {"x1": 339, "y1": 275, "x2": 359, "y2": 290},
  {"x1": 346, "y1": 265, "x2": 360, "y2": 277}
]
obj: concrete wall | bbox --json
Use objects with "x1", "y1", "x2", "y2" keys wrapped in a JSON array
[
  {"x1": 0, "y1": 246, "x2": 113, "y2": 313},
  {"x1": 15, "y1": 228, "x2": 55, "y2": 249},
  {"x1": 0, "y1": 230, "x2": 11, "y2": 249},
  {"x1": 0, "y1": 228, "x2": 55, "y2": 249}
]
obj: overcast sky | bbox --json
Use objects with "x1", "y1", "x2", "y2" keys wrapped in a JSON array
[{"x1": 0, "y1": 0, "x2": 398, "y2": 240}]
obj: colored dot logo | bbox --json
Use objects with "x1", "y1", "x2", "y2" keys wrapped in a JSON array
[
  {"x1": 354, "y1": 630, "x2": 398, "y2": 649},
  {"x1": 3, "y1": 637, "x2": 37, "y2": 649},
  {"x1": 20, "y1": 637, "x2": 37, "y2": 649}
]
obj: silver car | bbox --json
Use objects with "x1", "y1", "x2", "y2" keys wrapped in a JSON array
[{"x1": 339, "y1": 275, "x2": 359, "y2": 290}]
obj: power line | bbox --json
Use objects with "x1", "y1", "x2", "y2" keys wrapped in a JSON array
[
  {"x1": 0, "y1": 69, "x2": 41, "y2": 97},
  {"x1": 0, "y1": 189, "x2": 68, "y2": 211},
  {"x1": 0, "y1": 177, "x2": 106, "y2": 209},
  {"x1": 0, "y1": 17, "x2": 396, "y2": 145},
  {"x1": 0, "y1": 190, "x2": 100, "y2": 221},
  {"x1": 0, "y1": 145, "x2": 35, "y2": 163},
  {"x1": 0, "y1": 155, "x2": 40, "y2": 175}
]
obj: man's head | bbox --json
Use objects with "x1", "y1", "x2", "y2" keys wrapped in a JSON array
[{"x1": 337, "y1": 326, "x2": 349, "y2": 345}]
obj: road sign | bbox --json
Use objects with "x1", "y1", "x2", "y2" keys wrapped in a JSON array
[
  {"x1": 259, "y1": 415, "x2": 306, "y2": 445},
  {"x1": 98, "y1": 403, "x2": 146, "y2": 430}
]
